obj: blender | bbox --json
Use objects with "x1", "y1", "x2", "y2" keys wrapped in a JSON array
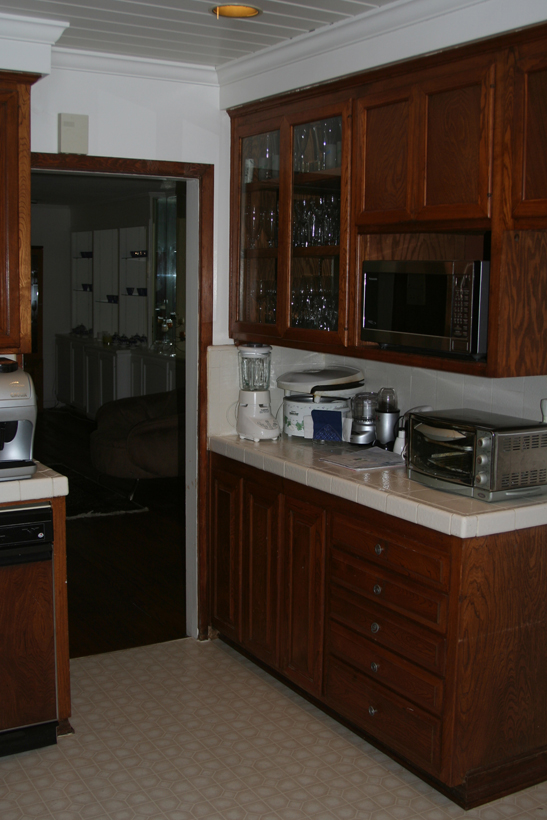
[{"x1": 236, "y1": 344, "x2": 280, "y2": 442}]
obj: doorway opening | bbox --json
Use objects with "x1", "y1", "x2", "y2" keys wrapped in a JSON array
[{"x1": 30, "y1": 154, "x2": 213, "y2": 653}]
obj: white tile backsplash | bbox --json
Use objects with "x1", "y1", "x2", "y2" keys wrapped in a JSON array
[{"x1": 207, "y1": 344, "x2": 547, "y2": 437}]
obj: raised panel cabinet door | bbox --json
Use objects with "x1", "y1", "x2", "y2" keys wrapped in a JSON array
[
  {"x1": 0, "y1": 75, "x2": 34, "y2": 353},
  {"x1": 415, "y1": 60, "x2": 495, "y2": 221},
  {"x1": 0, "y1": 560, "x2": 56, "y2": 731},
  {"x1": 241, "y1": 479, "x2": 280, "y2": 667},
  {"x1": 280, "y1": 496, "x2": 326, "y2": 696},
  {"x1": 355, "y1": 85, "x2": 416, "y2": 225},
  {"x1": 210, "y1": 464, "x2": 242, "y2": 642},
  {"x1": 511, "y1": 43, "x2": 547, "y2": 220}
]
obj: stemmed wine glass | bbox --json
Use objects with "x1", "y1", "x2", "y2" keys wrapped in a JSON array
[
  {"x1": 246, "y1": 204, "x2": 261, "y2": 249},
  {"x1": 294, "y1": 125, "x2": 309, "y2": 173}
]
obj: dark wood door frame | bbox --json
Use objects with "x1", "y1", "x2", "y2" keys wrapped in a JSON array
[{"x1": 31, "y1": 152, "x2": 214, "y2": 639}]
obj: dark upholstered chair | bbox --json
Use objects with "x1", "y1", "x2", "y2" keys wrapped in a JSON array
[{"x1": 90, "y1": 390, "x2": 184, "y2": 480}]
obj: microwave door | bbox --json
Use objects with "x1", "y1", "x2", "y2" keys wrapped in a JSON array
[{"x1": 412, "y1": 423, "x2": 475, "y2": 486}]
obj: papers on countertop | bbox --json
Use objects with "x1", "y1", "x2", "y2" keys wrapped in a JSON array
[{"x1": 318, "y1": 446, "x2": 405, "y2": 471}]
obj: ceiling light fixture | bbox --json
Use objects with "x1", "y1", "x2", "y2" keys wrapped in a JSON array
[{"x1": 211, "y1": 5, "x2": 261, "y2": 19}]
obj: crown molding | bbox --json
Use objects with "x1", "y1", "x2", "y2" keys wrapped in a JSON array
[
  {"x1": 0, "y1": 12, "x2": 68, "y2": 75},
  {"x1": 51, "y1": 47, "x2": 219, "y2": 87},
  {"x1": 218, "y1": 0, "x2": 547, "y2": 109}
]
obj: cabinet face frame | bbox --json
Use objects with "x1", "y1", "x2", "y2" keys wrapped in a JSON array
[{"x1": 229, "y1": 100, "x2": 352, "y2": 348}]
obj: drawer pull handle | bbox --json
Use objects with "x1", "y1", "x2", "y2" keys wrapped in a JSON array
[
  {"x1": 368, "y1": 706, "x2": 378, "y2": 717},
  {"x1": 370, "y1": 662, "x2": 379, "y2": 673},
  {"x1": 374, "y1": 543, "x2": 383, "y2": 555},
  {"x1": 373, "y1": 584, "x2": 382, "y2": 596},
  {"x1": 371, "y1": 622, "x2": 380, "y2": 634}
]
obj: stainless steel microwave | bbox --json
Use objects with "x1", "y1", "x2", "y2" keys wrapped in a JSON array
[{"x1": 361, "y1": 259, "x2": 489, "y2": 359}]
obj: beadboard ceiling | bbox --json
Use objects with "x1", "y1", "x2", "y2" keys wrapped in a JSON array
[{"x1": 0, "y1": 0, "x2": 396, "y2": 68}]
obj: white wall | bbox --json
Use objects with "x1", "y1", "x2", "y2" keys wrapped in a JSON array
[
  {"x1": 208, "y1": 346, "x2": 547, "y2": 439},
  {"x1": 30, "y1": 58, "x2": 231, "y2": 345},
  {"x1": 30, "y1": 204, "x2": 72, "y2": 409}
]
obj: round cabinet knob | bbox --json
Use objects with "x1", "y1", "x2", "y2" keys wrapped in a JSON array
[
  {"x1": 476, "y1": 454, "x2": 489, "y2": 467},
  {"x1": 368, "y1": 706, "x2": 377, "y2": 717},
  {"x1": 370, "y1": 662, "x2": 379, "y2": 673},
  {"x1": 475, "y1": 472, "x2": 489, "y2": 486},
  {"x1": 373, "y1": 584, "x2": 382, "y2": 596},
  {"x1": 374, "y1": 544, "x2": 384, "y2": 556},
  {"x1": 370, "y1": 622, "x2": 380, "y2": 634}
]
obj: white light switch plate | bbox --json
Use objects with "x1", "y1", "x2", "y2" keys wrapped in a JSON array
[{"x1": 58, "y1": 113, "x2": 89, "y2": 154}]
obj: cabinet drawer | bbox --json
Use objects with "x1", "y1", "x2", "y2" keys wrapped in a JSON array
[
  {"x1": 331, "y1": 547, "x2": 448, "y2": 629},
  {"x1": 328, "y1": 619, "x2": 444, "y2": 714},
  {"x1": 331, "y1": 513, "x2": 450, "y2": 589},
  {"x1": 325, "y1": 656, "x2": 442, "y2": 775},
  {"x1": 329, "y1": 586, "x2": 446, "y2": 674}
]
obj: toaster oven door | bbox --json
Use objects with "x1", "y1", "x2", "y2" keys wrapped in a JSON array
[{"x1": 408, "y1": 420, "x2": 476, "y2": 488}]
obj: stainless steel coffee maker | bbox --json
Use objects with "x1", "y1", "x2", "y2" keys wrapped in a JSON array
[
  {"x1": 350, "y1": 392, "x2": 377, "y2": 445},
  {"x1": 374, "y1": 387, "x2": 400, "y2": 450}
]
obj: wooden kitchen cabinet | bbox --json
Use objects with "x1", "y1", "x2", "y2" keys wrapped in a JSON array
[
  {"x1": 241, "y1": 477, "x2": 281, "y2": 667},
  {"x1": 354, "y1": 56, "x2": 494, "y2": 227},
  {"x1": 209, "y1": 456, "x2": 324, "y2": 686},
  {"x1": 228, "y1": 23, "x2": 547, "y2": 377},
  {"x1": 230, "y1": 100, "x2": 351, "y2": 348},
  {"x1": 0, "y1": 72, "x2": 38, "y2": 355},
  {"x1": 280, "y1": 495, "x2": 326, "y2": 697},
  {"x1": 507, "y1": 40, "x2": 547, "y2": 222},
  {"x1": 209, "y1": 453, "x2": 547, "y2": 808}
]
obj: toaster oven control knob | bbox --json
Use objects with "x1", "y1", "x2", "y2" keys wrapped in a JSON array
[
  {"x1": 476, "y1": 454, "x2": 489, "y2": 467},
  {"x1": 475, "y1": 472, "x2": 489, "y2": 486},
  {"x1": 477, "y1": 436, "x2": 491, "y2": 450}
]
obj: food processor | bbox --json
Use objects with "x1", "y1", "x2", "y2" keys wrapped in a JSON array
[
  {"x1": 236, "y1": 344, "x2": 280, "y2": 442},
  {"x1": 349, "y1": 392, "x2": 377, "y2": 445}
]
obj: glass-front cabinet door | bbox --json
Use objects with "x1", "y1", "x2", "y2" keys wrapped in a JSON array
[
  {"x1": 231, "y1": 102, "x2": 350, "y2": 346},
  {"x1": 238, "y1": 129, "x2": 280, "y2": 327},
  {"x1": 290, "y1": 115, "x2": 342, "y2": 336}
]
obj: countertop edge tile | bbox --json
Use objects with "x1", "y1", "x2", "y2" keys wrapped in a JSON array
[{"x1": 208, "y1": 436, "x2": 546, "y2": 538}]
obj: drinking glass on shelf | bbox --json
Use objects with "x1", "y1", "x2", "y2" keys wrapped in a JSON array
[
  {"x1": 261, "y1": 206, "x2": 277, "y2": 248},
  {"x1": 294, "y1": 125, "x2": 309, "y2": 173},
  {"x1": 246, "y1": 204, "x2": 261, "y2": 249}
]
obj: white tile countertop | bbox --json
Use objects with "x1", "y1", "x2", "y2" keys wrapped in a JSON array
[
  {"x1": 0, "y1": 462, "x2": 68, "y2": 505},
  {"x1": 209, "y1": 435, "x2": 547, "y2": 539}
]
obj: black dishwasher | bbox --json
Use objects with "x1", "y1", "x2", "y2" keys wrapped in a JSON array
[{"x1": 0, "y1": 504, "x2": 58, "y2": 757}]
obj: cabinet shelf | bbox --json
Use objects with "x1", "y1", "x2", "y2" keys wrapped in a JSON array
[
  {"x1": 242, "y1": 248, "x2": 278, "y2": 258},
  {"x1": 292, "y1": 245, "x2": 339, "y2": 257},
  {"x1": 244, "y1": 179, "x2": 280, "y2": 193}
]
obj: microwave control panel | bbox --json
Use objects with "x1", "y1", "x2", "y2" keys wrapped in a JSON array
[{"x1": 450, "y1": 273, "x2": 473, "y2": 354}]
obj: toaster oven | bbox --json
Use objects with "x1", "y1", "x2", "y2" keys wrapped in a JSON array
[{"x1": 407, "y1": 408, "x2": 547, "y2": 502}]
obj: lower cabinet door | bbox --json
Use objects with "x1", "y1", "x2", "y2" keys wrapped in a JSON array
[
  {"x1": 241, "y1": 480, "x2": 281, "y2": 667},
  {"x1": 210, "y1": 465, "x2": 242, "y2": 642},
  {"x1": 0, "y1": 560, "x2": 56, "y2": 731},
  {"x1": 280, "y1": 496, "x2": 326, "y2": 697}
]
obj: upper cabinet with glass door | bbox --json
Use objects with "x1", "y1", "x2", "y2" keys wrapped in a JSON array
[
  {"x1": 289, "y1": 115, "x2": 344, "y2": 342},
  {"x1": 230, "y1": 102, "x2": 351, "y2": 348},
  {"x1": 237, "y1": 129, "x2": 280, "y2": 330}
]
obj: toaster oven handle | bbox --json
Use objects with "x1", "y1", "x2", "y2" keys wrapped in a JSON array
[{"x1": 414, "y1": 423, "x2": 467, "y2": 442}]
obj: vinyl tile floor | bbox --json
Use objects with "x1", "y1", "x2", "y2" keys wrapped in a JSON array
[{"x1": 1, "y1": 639, "x2": 546, "y2": 820}]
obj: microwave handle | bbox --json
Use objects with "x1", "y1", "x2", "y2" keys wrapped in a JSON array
[{"x1": 414, "y1": 423, "x2": 467, "y2": 442}]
